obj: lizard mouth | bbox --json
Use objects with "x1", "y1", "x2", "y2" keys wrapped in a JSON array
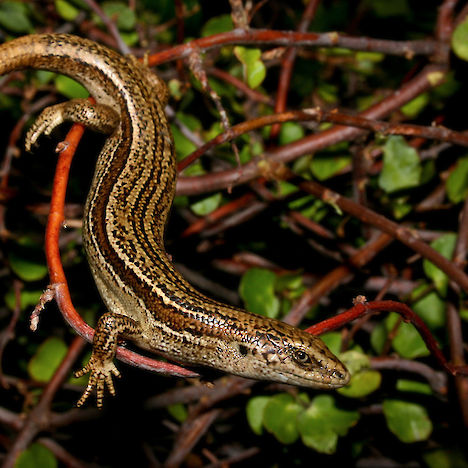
[{"x1": 277, "y1": 366, "x2": 351, "y2": 389}]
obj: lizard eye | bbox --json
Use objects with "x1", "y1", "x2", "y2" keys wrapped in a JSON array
[{"x1": 293, "y1": 350, "x2": 311, "y2": 364}]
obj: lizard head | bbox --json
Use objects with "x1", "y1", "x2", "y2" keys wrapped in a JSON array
[{"x1": 215, "y1": 316, "x2": 351, "y2": 389}]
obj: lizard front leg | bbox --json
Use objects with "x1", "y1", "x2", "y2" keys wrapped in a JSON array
[
  {"x1": 75, "y1": 312, "x2": 140, "y2": 408},
  {"x1": 25, "y1": 98, "x2": 119, "y2": 151}
]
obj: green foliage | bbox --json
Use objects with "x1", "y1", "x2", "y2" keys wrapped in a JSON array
[
  {"x1": 234, "y1": 47, "x2": 266, "y2": 89},
  {"x1": 383, "y1": 400, "x2": 432, "y2": 443},
  {"x1": 423, "y1": 233, "x2": 457, "y2": 296},
  {"x1": 171, "y1": 112, "x2": 201, "y2": 160},
  {"x1": 55, "y1": 0, "x2": 80, "y2": 21},
  {"x1": 396, "y1": 379, "x2": 432, "y2": 395},
  {"x1": 27, "y1": 337, "x2": 68, "y2": 382},
  {"x1": 167, "y1": 403, "x2": 188, "y2": 423},
  {"x1": 5, "y1": 289, "x2": 42, "y2": 311},
  {"x1": 424, "y1": 449, "x2": 468, "y2": 468},
  {"x1": 452, "y1": 17, "x2": 468, "y2": 61},
  {"x1": 411, "y1": 286, "x2": 445, "y2": 329},
  {"x1": 263, "y1": 393, "x2": 303, "y2": 444},
  {"x1": 278, "y1": 122, "x2": 305, "y2": 146},
  {"x1": 239, "y1": 268, "x2": 280, "y2": 318},
  {"x1": 2, "y1": 1, "x2": 467, "y2": 465},
  {"x1": 247, "y1": 393, "x2": 359, "y2": 454},
  {"x1": 8, "y1": 245, "x2": 47, "y2": 282},
  {"x1": 201, "y1": 14, "x2": 233, "y2": 36},
  {"x1": 310, "y1": 154, "x2": 352, "y2": 181},
  {"x1": 446, "y1": 157, "x2": 468, "y2": 203},
  {"x1": 400, "y1": 93, "x2": 429, "y2": 117},
  {"x1": 297, "y1": 395, "x2": 359, "y2": 453},
  {"x1": 54, "y1": 75, "x2": 88, "y2": 99},
  {"x1": 338, "y1": 351, "x2": 381, "y2": 398},
  {"x1": 246, "y1": 396, "x2": 270, "y2": 435},
  {"x1": 0, "y1": 1, "x2": 33, "y2": 33},
  {"x1": 14, "y1": 443, "x2": 57, "y2": 468},
  {"x1": 378, "y1": 136, "x2": 421, "y2": 193},
  {"x1": 386, "y1": 313, "x2": 429, "y2": 359},
  {"x1": 190, "y1": 192, "x2": 222, "y2": 216}
]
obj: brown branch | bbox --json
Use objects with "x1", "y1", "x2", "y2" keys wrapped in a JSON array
[
  {"x1": 446, "y1": 303, "x2": 468, "y2": 425},
  {"x1": 208, "y1": 67, "x2": 273, "y2": 105},
  {"x1": 297, "y1": 177, "x2": 468, "y2": 294},
  {"x1": 370, "y1": 357, "x2": 447, "y2": 394},
  {"x1": 178, "y1": 105, "x2": 468, "y2": 174},
  {"x1": 164, "y1": 409, "x2": 221, "y2": 468},
  {"x1": 285, "y1": 233, "x2": 393, "y2": 325},
  {"x1": 177, "y1": 64, "x2": 446, "y2": 195},
  {"x1": 270, "y1": 0, "x2": 319, "y2": 138},
  {"x1": 2, "y1": 337, "x2": 86, "y2": 468},
  {"x1": 149, "y1": 29, "x2": 440, "y2": 66}
]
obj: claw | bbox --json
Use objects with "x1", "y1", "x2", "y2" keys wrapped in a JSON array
[
  {"x1": 74, "y1": 355, "x2": 120, "y2": 408},
  {"x1": 25, "y1": 103, "x2": 69, "y2": 152}
]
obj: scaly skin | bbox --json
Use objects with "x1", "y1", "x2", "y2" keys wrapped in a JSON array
[{"x1": 0, "y1": 34, "x2": 350, "y2": 407}]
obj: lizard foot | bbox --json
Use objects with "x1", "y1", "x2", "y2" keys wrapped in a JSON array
[{"x1": 74, "y1": 356, "x2": 121, "y2": 408}]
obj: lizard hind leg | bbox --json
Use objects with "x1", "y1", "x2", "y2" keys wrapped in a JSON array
[
  {"x1": 25, "y1": 99, "x2": 120, "y2": 151},
  {"x1": 74, "y1": 312, "x2": 140, "y2": 408}
]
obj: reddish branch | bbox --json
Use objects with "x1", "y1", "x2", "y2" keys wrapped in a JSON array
[
  {"x1": 306, "y1": 299, "x2": 468, "y2": 377},
  {"x1": 40, "y1": 114, "x2": 198, "y2": 379}
]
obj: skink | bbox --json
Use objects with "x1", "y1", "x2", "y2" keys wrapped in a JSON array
[{"x1": 0, "y1": 34, "x2": 350, "y2": 407}]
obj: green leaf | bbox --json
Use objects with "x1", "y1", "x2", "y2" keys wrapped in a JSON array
[
  {"x1": 400, "y1": 93, "x2": 429, "y2": 117},
  {"x1": 8, "y1": 251, "x2": 47, "y2": 282},
  {"x1": 367, "y1": 0, "x2": 410, "y2": 17},
  {"x1": 278, "y1": 122, "x2": 305, "y2": 145},
  {"x1": 14, "y1": 443, "x2": 57, "y2": 468},
  {"x1": 396, "y1": 379, "x2": 432, "y2": 395},
  {"x1": 201, "y1": 14, "x2": 233, "y2": 37},
  {"x1": 171, "y1": 112, "x2": 202, "y2": 160},
  {"x1": 55, "y1": 0, "x2": 79, "y2": 20},
  {"x1": 424, "y1": 449, "x2": 468, "y2": 468},
  {"x1": 320, "y1": 332, "x2": 343, "y2": 356},
  {"x1": 339, "y1": 350, "x2": 370, "y2": 375},
  {"x1": 378, "y1": 136, "x2": 421, "y2": 193},
  {"x1": 54, "y1": 75, "x2": 88, "y2": 99},
  {"x1": 263, "y1": 393, "x2": 302, "y2": 444},
  {"x1": 412, "y1": 286, "x2": 445, "y2": 329},
  {"x1": 370, "y1": 321, "x2": 387, "y2": 354},
  {"x1": 383, "y1": 399, "x2": 432, "y2": 443},
  {"x1": 246, "y1": 396, "x2": 270, "y2": 435},
  {"x1": 234, "y1": 47, "x2": 266, "y2": 89},
  {"x1": 28, "y1": 337, "x2": 68, "y2": 382},
  {"x1": 338, "y1": 370, "x2": 381, "y2": 398},
  {"x1": 423, "y1": 233, "x2": 457, "y2": 296},
  {"x1": 101, "y1": 2, "x2": 136, "y2": 30},
  {"x1": 452, "y1": 17, "x2": 468, "y2": 61},
  {"x1": 239, "y1": 268, "x2": 280, "y2": 318},
  {"x1": 0, "y1": 1, "x2": 33, "y2": 33},
  {"x1": 386, "y1": 313, "x2": 429, "y2": 359},
  {"x1": 316, "y1": 82, "x2": 338, "y2": 103},
  {"x1": 190, "y1": 192, "x2": 222, "y2": 216},
  {"x1": 446, "y1": 157, "x2": 468, "y2": 203},
  {"x1": 167, "y1": 403, "x2": 188, "y2": 423},
  {"x1": 298, "y1": 395, "x2": 359, "y2": 454},
  {"x1": 310, "y1": 154, "x2": 351, "y2": 181},
  {"x1": 5, "y1": 289, "x2": 42, "y2": 312}
]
